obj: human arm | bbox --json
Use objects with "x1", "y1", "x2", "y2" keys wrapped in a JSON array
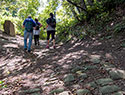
[
  {"x1": 43, "y1": 25, "x2": 48, "y2": 30},
  {"x1": 32, "y1": 20, "x2": 36, "y2": 27},
  {"x1": 39, "y1": 23, "x2": 43, "y2": 28},
  {"x1": 22, "y1": 19, "x2": 26, "y2": 28}
]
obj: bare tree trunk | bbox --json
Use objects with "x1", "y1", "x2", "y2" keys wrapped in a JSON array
[
  {"x1": 72, "y1": 8, "x2": 82, "y2": 22},
  {"x1": 67, "y1": 0, "x2": 87, "y2": 13},
  {"x1": 76, "y1": 7, "x2": 81, "y2": 14}
]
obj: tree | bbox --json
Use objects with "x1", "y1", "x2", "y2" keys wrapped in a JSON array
[{"x1": 66, "y1": 0, "x2": 87, "y2": 12}]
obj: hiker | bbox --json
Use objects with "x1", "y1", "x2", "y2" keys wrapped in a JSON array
[
  {"x1": 23, "y1": 15, "x2": 36, "y2": 52},
  {"x1": 45, "y1": 13, "x2": 56, "y2": 49},
  {"x1": 33, "y1": 18, "x2": 42, "y2": 46}
]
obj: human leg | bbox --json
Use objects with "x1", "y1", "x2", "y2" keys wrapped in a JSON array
[
  {"x1": 34, "y1": 35, "x2": 37, "y2": 45},
  {"x1": 51, "y1": 30, "x2": 55, "y2": 48},
  {"x1": 24, "y1": 30, "x2": 28, "y2": 50},
  {"x1": 28, "y1": 32, "x2": 33, "y2": 51},
  {"x1": 46, "y1": 31, "x2": 51, "y2": 48},
  {"x1": 37, "y1": 35, "x2": 39, "y2": 45}
]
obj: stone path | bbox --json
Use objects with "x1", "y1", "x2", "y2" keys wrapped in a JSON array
[{"x1": 0, "y1": 31, "x2": 125, "y2": 95}]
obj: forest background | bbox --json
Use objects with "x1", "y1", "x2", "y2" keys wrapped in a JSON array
[{"x1": 0, "y1": 0, "x2": 125, "y2": 42}]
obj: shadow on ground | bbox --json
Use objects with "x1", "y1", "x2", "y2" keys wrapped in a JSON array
[{"x1": 0, "y1": 30, "x2": 125, "y2": 95}]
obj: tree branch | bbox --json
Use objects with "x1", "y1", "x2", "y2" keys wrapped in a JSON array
[{"x1": 67, "y1": 0, "x2": 87, "y2": 13}]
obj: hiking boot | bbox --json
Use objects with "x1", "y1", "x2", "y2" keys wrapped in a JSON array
[
  {"x1": 46, "y1": 45, "x2": 49, "y2": 49},
  {"x1": 38, "y1": 42, "x2": 40, "y2": 46},
  {"x1": 28, "y1": 50, "x2": 31, "y2": 53},
  {"x1": 53, "y1": 46, "x2": 56, "y2": 49},
  {"x1": 24, "y1": 48, "x2": 27, "y2": 51}
]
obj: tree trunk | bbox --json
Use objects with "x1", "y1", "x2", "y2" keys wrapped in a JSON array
[
  {"x1": 72, "y1": 8, "x2": 82, "y2": 22},
  {"x1": 81, "y1": 0, "x2": 87, "y2": 10},
  {"x1": 76, "y1": 7, "x2": 81, "y2": 14}
]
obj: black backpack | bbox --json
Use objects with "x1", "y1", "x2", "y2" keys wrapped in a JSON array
[{"x1": 46, "y1": 18, "x2": 56, "y2": 28}]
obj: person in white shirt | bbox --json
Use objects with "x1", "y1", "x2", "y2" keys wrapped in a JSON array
[{"x1": 34, "y1": 18, "x2": 42, "y2": 46}]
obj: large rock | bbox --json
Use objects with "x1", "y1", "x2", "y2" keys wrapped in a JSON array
[
  {"x1": 3, "y1": 20, "x2": 15, "y2": 36},
  {"x1": 76, "y1": 89, "x2": 90, "y2": 95},
  {"x1": 64, "y1": 74, "x2": 75, "y2": 83},
  {"x1": 96, "y1": 78, "x2": 113, "y2": 86},
  {"x1": 99, "y1": 85, "x2": 120, "y2": 94},
  {"x1": 109, "y1": 69, "x2": 125, "y2": 80},
  {"x1": 50, "y1": 88, "x2": 64, "y2": 94}
]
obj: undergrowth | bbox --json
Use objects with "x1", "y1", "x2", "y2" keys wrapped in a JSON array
[{"x1": 56, "y1": 6, "x2": 125, "y2": 43}]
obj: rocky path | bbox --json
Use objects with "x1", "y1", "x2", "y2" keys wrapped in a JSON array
[{"x1": 0, "y1": 31, "x2": 125, "y2": 95}]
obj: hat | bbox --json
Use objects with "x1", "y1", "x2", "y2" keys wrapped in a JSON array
[{"x1": 28, "y1": 15, "x2": 31, "y2": 18}]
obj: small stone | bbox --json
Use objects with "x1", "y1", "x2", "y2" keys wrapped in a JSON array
[
  {"x1": 102, "y1": 62, "x2": 116, "y2": 71},
  {"x1": 83, "y1": 65, "x2": 97, "y2": 70},
  {"x1": 76, "y1": 71, "x2": 83, "y2": 75},
  {"x1": 109, "y1": 69, "x2": 125, "y2": 80},
  {"x1": 112, "y1": 91, "x2": 125, "y2": 95},
  {"x1": 72, "y1": 84, "x2": 80, "y2": 89},
  {"x1": 58, "y1": 91, "x2": 70, "y2": 95},
  {"x1": 19, "y1": 88, "x2": 41, "y2": 94},
  {"x1": 100, "y1": 85, "x2": 120, "y2": 94},
  {"x1": 64, "y1": 74, "x2": 75, "y2": 83},
  {"x1": 50, "y1": 88, "x2": 64, "y2": 94},
  {"x1": 71, "y1": 66, "x2": 82, "y2": 73},
  {"x1": 79, "y1": 73, "x2": 88, "y2": 79},
  {"x1": 96, "y1": 78, "x2": 113, "y2": 86},
  {"x1": 76, "y1": 89, "x2": 90, "y2": 95},
  {"x1": 113, "y1": 92, "x2": 123, "y2": 95},
  {"x1": 31, "y1": 93, "x2": 41, "y2": 95},
  {"x1": 91, "y1": 58, "x2": 100, "y2": 64},
  {"x1": 85, "y1": 82, "x2": 97, "y2": 89}
]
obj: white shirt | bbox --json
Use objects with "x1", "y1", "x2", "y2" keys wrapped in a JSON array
[
  {"x1": 47, "y1": 25, "x2": 55, "y2": 31},
  {"x1": 33, "y1": 29, "x2": 40, "y2": 35}
]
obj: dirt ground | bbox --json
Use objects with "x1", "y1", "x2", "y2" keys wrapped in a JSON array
[{"x1": 0, "y1": 30, "x2": 125, "y2": 95}]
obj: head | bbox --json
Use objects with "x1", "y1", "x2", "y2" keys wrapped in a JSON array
[
  {"x1": 28, "y1": 15, "x2": 31, "y2": 18},
  {"x1": 35, "y1": 18, "x2": 38, "y2": 22},
  {"x1": 50, "y1": 13, "x2": 54, "y2": 18}
]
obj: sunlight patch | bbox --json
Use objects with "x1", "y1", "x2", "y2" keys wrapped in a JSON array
[{"x1": 3, "y1": 43, "x2": 18, "y2": 48}]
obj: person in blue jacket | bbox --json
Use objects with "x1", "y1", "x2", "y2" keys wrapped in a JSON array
[{"x1": 23, "y1": 15, "x2": 36, "y2": 52}]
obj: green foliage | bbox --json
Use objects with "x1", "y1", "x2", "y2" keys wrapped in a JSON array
[
  {"x1": 0, "y1": 81, "x2": 7, "y2": 88},
  {"x1": 102, "y1": 0, "x2": 124, "y2": 7},
  {"x1": 121, "y1": 43, "x2": 125, "y2": 47},
  {"x1": 113, "y1": 22, "x2": 125, "y2": 34},
  {"x1": 0, "y1": 0, "x2": 125, "y2": 42},
  {"x1": 0, "y1": 0, "x2": 40, "y2": 36},
  {"x1": 86, "y1": 26, "x2": 96, "y2": 36}
]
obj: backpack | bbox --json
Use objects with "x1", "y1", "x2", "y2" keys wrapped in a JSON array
[
  {"x1": 46, "y1": 18, "x2": 56, "y2": 28},
  {"x1": 25, "y1": 20, "x2": 34, "y2": 32}
]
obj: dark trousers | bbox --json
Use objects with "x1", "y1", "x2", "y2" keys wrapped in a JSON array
[
  {"x1": 34, "y1": 35, "x2": 39, "y2": 45},
  {"x1": 47, "y1": 30, "x2": 55, "y2": 40}
]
